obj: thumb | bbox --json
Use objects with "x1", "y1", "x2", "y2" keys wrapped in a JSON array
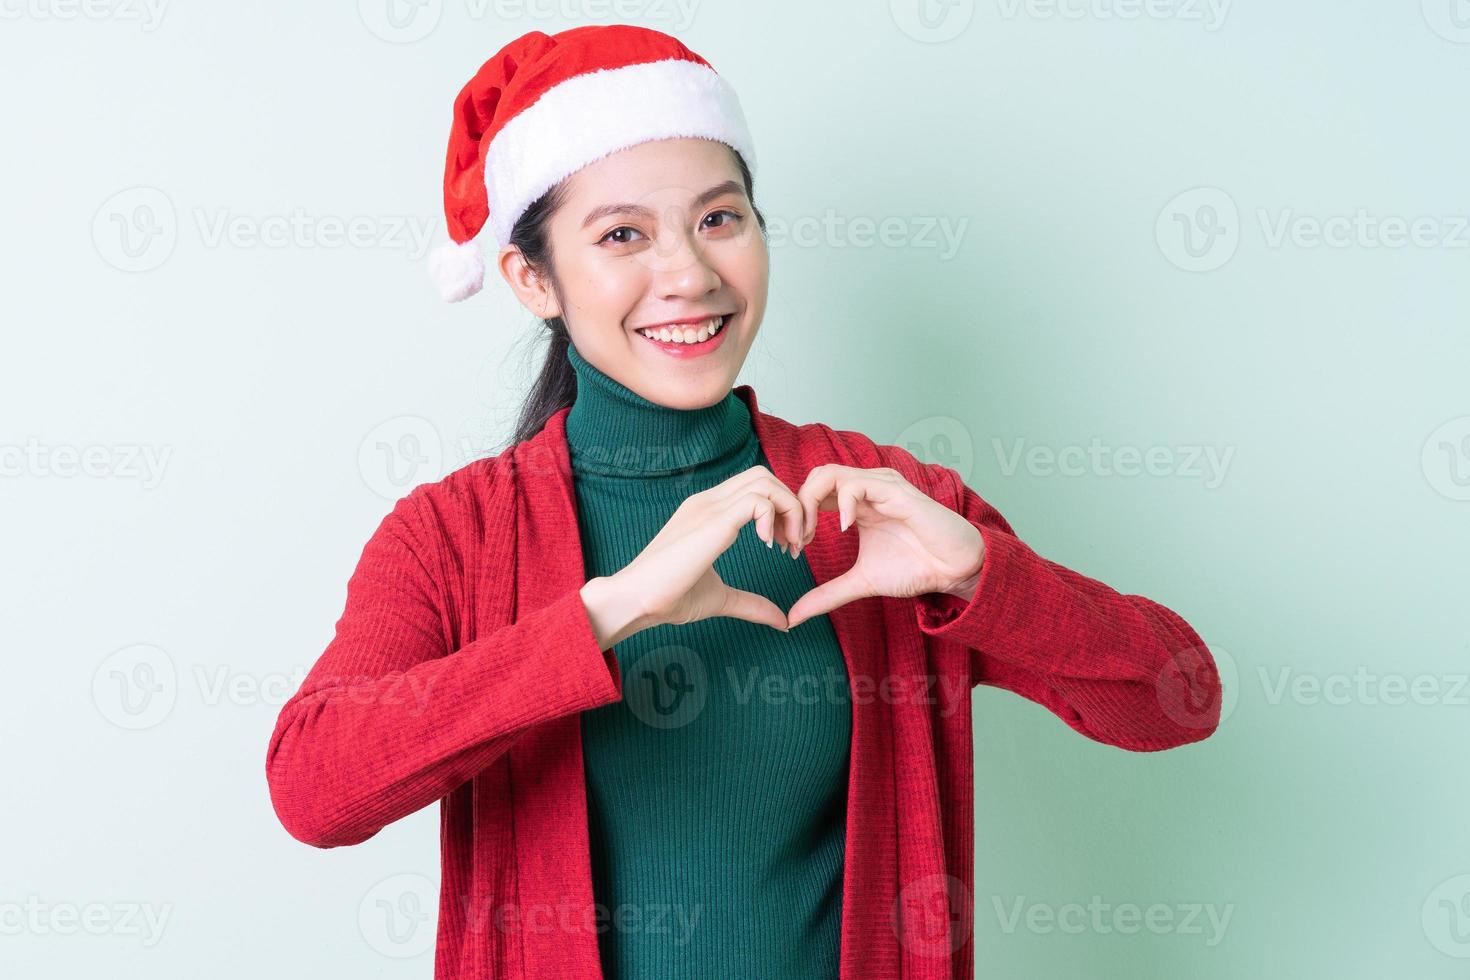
[
  {"x1": 719, "y1": 586, "x2": 792, "y2": 633},
  {"x1": 786, "y1": 572, "x2": 870, "y2": 631}
]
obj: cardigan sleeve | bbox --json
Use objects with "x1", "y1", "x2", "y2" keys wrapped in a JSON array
[
  {"x1": 265, "y1": 501, "x2": 623, "y2": 849},
  {"x1": 905, "y1": 459, "x2": 1221, "y2": 753}
]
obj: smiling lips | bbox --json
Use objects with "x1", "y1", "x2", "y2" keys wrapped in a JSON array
[{"x1": 635, "y1": 314, "x2": 729, "y2": 345}]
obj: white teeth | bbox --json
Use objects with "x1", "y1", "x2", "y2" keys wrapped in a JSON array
[{"x1": 639, "y1": 315, "x2": 726, "y2": 344}]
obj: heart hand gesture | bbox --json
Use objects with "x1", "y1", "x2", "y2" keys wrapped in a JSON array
[{"x1": 786, "y1": 465, "x2": 986, "y2": 630}]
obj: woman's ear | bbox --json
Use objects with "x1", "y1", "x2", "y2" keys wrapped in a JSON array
[{"x1": 497, "y1": 243, "x2": 562, "y2": 320}]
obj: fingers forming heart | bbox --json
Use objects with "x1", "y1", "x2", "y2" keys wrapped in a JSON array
[{"x1": 786, "y1": 466, "x2": 899, "y2": 629}]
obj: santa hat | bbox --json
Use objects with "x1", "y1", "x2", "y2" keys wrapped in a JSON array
[{"x1": 428, "y1": 25, "x2": 758, "y2": 302}]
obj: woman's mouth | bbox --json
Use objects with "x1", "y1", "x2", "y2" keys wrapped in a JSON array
[{"x1": 634, "y1": 314, "x2": 731, "y2": 358}]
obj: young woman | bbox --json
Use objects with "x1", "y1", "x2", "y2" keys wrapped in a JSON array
[{"x1": 265, "y1": 24, "x2": 1221, "y2": 980}]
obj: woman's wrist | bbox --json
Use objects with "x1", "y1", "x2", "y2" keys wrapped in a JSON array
[
  {"x1": 943, "y1": 570, "x2": 981, "y2": 604},
  {"x1": 943, "y1": 545, "x2": 985, "y2": 604},
  {"x1": 580, "y1": 575, "x2": 657, "y2": 649}
]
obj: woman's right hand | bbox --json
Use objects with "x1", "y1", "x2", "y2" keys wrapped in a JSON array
[{"x1": 598, "y1": 465, "x2": 808, "y2": 638}]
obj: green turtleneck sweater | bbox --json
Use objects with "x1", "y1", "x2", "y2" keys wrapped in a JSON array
[{"x1": 565, "y1": 341, "x2": 851, "y2": 980}]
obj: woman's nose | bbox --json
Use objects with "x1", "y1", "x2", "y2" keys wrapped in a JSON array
[{"x1": 648, "y1": 229, "x2": 722, "y2": 298}]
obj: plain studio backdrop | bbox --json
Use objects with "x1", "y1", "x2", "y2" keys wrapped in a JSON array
[{"x1": 3, "y1": 2, "x2": 1467, "y2": 977}]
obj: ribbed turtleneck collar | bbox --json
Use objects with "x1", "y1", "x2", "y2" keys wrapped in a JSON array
[{"x1": 563, "y1": 340, "x2": 753, "y2": 477}]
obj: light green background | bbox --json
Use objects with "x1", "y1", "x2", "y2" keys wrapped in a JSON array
[{"x1": 4, "y1": 2, "x2": 1467, "y2": 977}]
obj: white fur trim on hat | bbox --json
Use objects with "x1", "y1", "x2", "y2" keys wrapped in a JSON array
[
  {"x1": 427, "y1": 238, "x2": 485, "y2": 302},
  {"x1": 481, "y1": 57, "x2": 757, "y2": 252}
]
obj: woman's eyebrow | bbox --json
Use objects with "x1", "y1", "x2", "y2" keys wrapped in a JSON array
[{"x1": 580, "y1": 179, "x2": 745, "y2": 230}]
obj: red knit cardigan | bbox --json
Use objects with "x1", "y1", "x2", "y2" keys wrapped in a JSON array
[{"x1": 265, "y1": 383, "x2": 1221, "y2": 980}]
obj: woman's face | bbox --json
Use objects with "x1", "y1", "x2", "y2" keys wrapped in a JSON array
[{"x1": 499, "y1": 137, "x2": 769, "y2": 410}]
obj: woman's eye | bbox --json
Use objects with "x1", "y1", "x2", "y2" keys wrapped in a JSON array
[
  {"x1": 600, "y1": 210, "x2": 742, "y2": 246},
  {"x1": 704, "y1": 209, "x2": 742, "y2": 229},
  {"x1": 600, "y1": 226, "x2": 643, "y2": 245}
]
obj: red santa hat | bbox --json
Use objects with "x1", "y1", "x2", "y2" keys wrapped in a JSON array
[{"x1": 427, "y1": 24, "x2": 758, "y2": 302}]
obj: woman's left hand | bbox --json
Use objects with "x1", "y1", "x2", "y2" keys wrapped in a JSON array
[{"x1": 785, "y1": 465, "x2": 986, "y2": 630}]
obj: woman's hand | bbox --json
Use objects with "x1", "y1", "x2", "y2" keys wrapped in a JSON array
[
  {"x1": 606, "y1": 464, "x2": 808, "y2": 635},
  {"x1": 786, "y1": 465, "x2": 985, "y2": 630}
]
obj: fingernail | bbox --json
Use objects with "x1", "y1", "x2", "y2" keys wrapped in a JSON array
[{"x1": 766, "y1": 536, "x2": 772, "y2": 548}]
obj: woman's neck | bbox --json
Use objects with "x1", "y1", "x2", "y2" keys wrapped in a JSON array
[{"x1": 563, "y1": 340, "x2": 752, "y2": 477}]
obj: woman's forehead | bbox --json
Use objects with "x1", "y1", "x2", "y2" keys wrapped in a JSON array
[{"x1": 560, "y1": 138, "x2": 743, "y2": 211}]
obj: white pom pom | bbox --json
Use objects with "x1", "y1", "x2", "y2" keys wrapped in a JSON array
[{"x1": 427, "y1": 239, "x2": 485, "y2": 302}]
